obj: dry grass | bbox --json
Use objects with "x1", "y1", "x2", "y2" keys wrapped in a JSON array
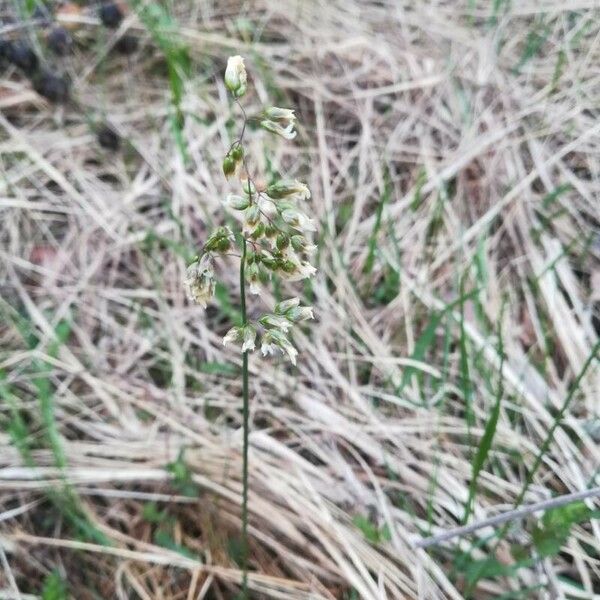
[{"x1": 1, "y1": 0, "x2": 599, "y2": 598}]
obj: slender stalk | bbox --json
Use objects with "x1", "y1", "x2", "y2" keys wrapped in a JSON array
[
  {"x1": 239, "y1": 235, "x2": 250, "y2": 599},
  {"x1": 216, "y1": 57, "x2": 309, "y2": 598},
  {"x1": 415, "y1": 485, "x2": 600, "y2": 549},
  {"x1": 229, "y1": 94, "x2": 252, "y2": 600}
]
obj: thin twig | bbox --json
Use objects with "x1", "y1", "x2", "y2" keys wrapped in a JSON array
[{"x1": 414, "y1": 486, "x2": 600, "y2": 549}]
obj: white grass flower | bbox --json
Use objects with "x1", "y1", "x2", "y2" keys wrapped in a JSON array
[
  {"x1": 283, "y1": 261, "x2": 317, "y2": 281},
  {"x1": 287, "y1": 306, "x2": 314, "y2": 322},
  {"x1": 259, "y1": 314, "x2": 293, "y2": 333},
  {"x1": 262, "y1": 108, "x2": 297, "y2": 141},
  {"x1": 275, "y1": 298, "x2": 300, "y2": 314},
  {"x1": 184, "y1": 255, "x2": 215, "y2": 308},
  {"x1": 291, "y1": 235, "x2": 317, "y2": 255},
  {"x1": 223, "y1": 194, "x2": 249, "y2": 210},
  {"x1": 223, "y1": 325, "x2": 256, "y2": 353},
  {"x1": 281, "y1": 207, "x2": 317, "y2": 232},
  {"x1": 246, "y1": 262, "x2": 261, "y2": 295},
  {"x1": 266, "y1": 180, "x2": 310, "y2": 201},
  {"x1": 274, "y1": 298, "x2": 313, "y2": 322},
  {"x1": 260, "y1": 330, "x2": 298, "y2": 365},
  {"x1": 279, "y1": 243, "x2": 300, "y2": 261},
  {"x1": 261, "y1": 340, "x2": 277, "y2": 357},
  {"x1": 264, "y1": 107, "x2": 296, "y2": 123},
  {"x1": 240, "y1": 178, "x2": 256, "y2": 197},
  {"x1": 225, "y1": 55, "x2": 247, "y2": 98},
  {"x1": 242, "y1": 205, "x2": 261, "y2": 235},
  {"x1": 277, "y1": 336, "x2": 298, "y2": 365},
  {"x1": 260, "y1": 119, "x2": 297, "y2": 140},
  {"x1": 242, "y1": 326, "x2": 256, "y2": 352},
  {"x1": 298, "y1": 262, "x2": 317, "y2": 279},
  {"x1": 257, "y1": 195, "x2": 277, "y2": 218},
  {"x1": 223, "y1": 326, "x2": 243, "y2": 347}
]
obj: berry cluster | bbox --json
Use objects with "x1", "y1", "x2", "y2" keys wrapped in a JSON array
[
  {"x1": 0, "y1": 2, "x2": 138, "y2": 147},
  {"x1": 1, "y1": 35, "x2": 69, "y2": 103}
]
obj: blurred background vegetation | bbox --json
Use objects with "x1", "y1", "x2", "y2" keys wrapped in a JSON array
[{"x1": 0, "y1": 1, "x2": 599, "y2": 598}]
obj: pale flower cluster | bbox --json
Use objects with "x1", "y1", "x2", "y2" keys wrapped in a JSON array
[
  {"x1": 224, "y1": 55, "x2": 247, "y2": 98},
  {"x1": 184, "y1": 254, "x2": 215, "y2": 309},
  {"x1": 184, "y1": 55, "x2": 316, "y2": 366},
  {"x1": 261, "y1": 107, "x2": 297, "y2": 140}
]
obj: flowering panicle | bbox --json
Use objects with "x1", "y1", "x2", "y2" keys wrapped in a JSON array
[
  {"x1": 184, "y1": 55, "x2": 316, "y2": 366},
  {"x1": 184, "y1": 54, "x2": 317, "y2": 600}
]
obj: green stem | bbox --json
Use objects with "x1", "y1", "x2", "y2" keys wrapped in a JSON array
[{"x1": 240, "y1": 236, "x2": 250, "y2": 598}]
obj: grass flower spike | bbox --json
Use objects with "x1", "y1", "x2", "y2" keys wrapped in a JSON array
[
  {"x1": 261, "y1": 106, "x2": 297, "y2": 140},
  {"x1": 266, "y1": 179, "x2": 310, "y2": 200},
  {"x1": 222, "y1": 325, "x2": 257, "y2": 352},
  {"x1": 264, "y1": 106, "x2": 296, "y2": 123},
  {"x1": 260, "y1": 119, "x2": 297, "y2": 140},
  {"x1": 260, "y1": 328, "x2": 299, "y2": 364},
  {"x1": 280, "y1": 206, "x2": 317, "y2": 232},
  {"x1": 224, "y1": 55, "x2": 247, "y2": 98},
  {"x1": 184, "y1": 254, "x2": 215, "y2": 308},
  {"x1": 184, "y1": 55, "x2": 316, "y2": 598}
]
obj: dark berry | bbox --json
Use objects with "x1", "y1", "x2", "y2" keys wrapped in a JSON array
[
  {"x1": 99, "y1": 3, "x2": 123, "y2": 28},
  {"x1": 33, "y1": 71, "x2": 70, "y2": 103},
  {"x1": 115, "y1": 34, "x2": 138, "y2": 55},
  {"x1": 97, "y1": 125, "x2": 120, "y2": 151},
  {"x1": 47, "y1": 27, "x2": 73, "y2": 56},
  {"x1": 6, "y1": 41, "x2": 38, "y2": 74}
]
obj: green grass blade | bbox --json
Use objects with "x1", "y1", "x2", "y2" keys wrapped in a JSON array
[
  {"x1": 463, "y1": 300, "x2": 505, "y2": 523},
  {"x1": 364, "y1": 164, "x2": 391, "y2": 275}
]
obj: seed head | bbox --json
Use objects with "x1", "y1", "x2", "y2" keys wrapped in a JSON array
[
  {"x1": 184, "y1": 255, "x2": 215, "y2": 308},
  {"x1": 224, "y1": 55, "x2": 247, "y2": 98}
]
